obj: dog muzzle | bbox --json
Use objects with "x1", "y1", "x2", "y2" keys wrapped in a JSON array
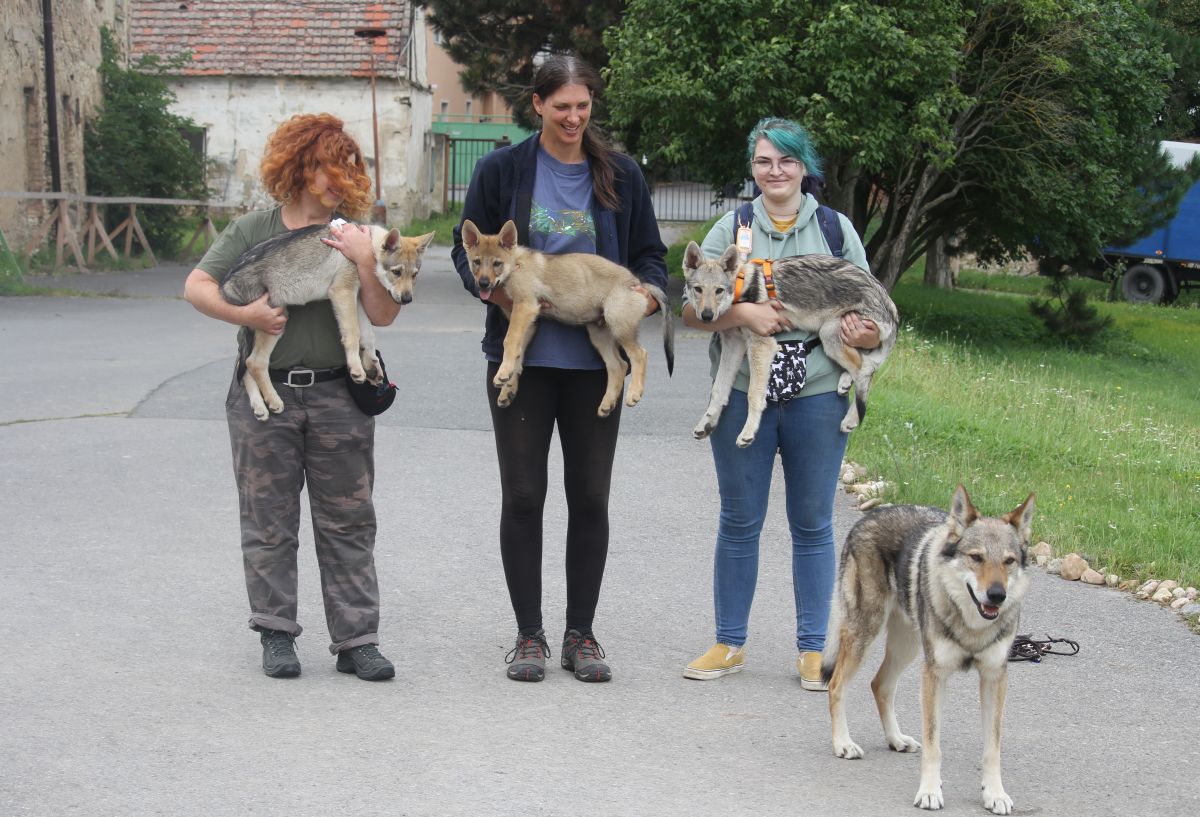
[{"x1": 967, "y1": 583, "x2": 1005, "y2": 620}]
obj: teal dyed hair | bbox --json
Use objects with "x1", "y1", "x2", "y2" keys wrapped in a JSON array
[{"x1": 746, "y1": 117, "x2": 823, "y2": 177}]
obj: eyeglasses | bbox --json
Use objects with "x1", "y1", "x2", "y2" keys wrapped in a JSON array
[{"x1": 751, "y1": 157, "x2": 801, "y2": 173}]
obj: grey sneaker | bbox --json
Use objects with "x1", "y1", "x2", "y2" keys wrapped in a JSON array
[
  {"x1": 260, "y1": 629, "x2": 301, "y2": 678},
  {"x1": 505, "y1": 629, "x2": 550, "y2": 682},
  {"x1": 561, "y1": 629, "x2": 611, "y2": 682},
  {"x1": 336, "y1": 644, "x2": 395, "y2": 681}
]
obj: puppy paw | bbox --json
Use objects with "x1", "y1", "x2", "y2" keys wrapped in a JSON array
[
  {"x1": 625, "y1": 390, "x2": 643, "y2": 408},
  {"x1": 693, "y1": 423, "x2": 712, "y2": 440},
  {"x1": 837, "y1": 372, "x2": 853, "y2": 395},
  {"x1": 839, "y1": 418, "x2": 859, "y2": 433},
  {"x1": 266, "y1": 396, "x2": 284, "y2": 414},
  {"x1": 982, "y1": 787, "x2": 1013, "y2": 815},
  {"x1": 887, "y1": 733, "x2": 921, "y2": 753},
  {"x1": 914, "y1": 786, "x2": 944, "y2": 811},
  {"x1": 736, "y1": 433, "x2": 756, "y2": 448},
  {"x1": 348, "y1": 365, "x2": 367, "y2": 384},
  {"x1": 832, "y1": 739, "x2": 863, "y2": 760}
]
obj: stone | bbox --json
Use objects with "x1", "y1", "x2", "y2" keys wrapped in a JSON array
[
  {"x1": 1046, "y1": 558, "x2": 1063, "y2": 576},
  {"x1": 1170, "y1": 597, "x2": 1190, "y2": 610},
  {"x1": 1138, "y1": 580, "x2": 1160, "y2": 595},
  {"x1": 1059, "y1": 553, "x2": 1089, "y2": 581},
  {"x1": 1187, "y1": 588, "x2": 1198, "y2": 600},
  {"x1": 1119, "y1": 580, "x2": 1137, "y2": 591},
  {"x1": 1031, "y1": 542, "x2": 1053, "y2": 563},
  {"x1": 1152, "y1": 587, "x2": 1174, "y2": 604},
  {"x1": 1181, "y1": 603, "x2": 1200, "y2": 617},
  {"x1": 1105, "y1": 574, "x2": 1119, "y2": 587},
  {"x1": 1159, "y1": 580, "x2": 1179, "y2": 592},
  {"x1": 1172, "y1": 587, "x2": 1187, "y2": 600},
  {"x1": 1081, "y1": 569, "x2": 1105, "y2": 585}
]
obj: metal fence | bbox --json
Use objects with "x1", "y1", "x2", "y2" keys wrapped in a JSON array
[{"x1": 444, "y1": 137, "x2": 745, "y2": 222}]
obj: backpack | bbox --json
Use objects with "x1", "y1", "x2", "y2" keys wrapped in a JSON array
[{"x1": 733, "y1": 200, "x2": 845, "y2": 258}]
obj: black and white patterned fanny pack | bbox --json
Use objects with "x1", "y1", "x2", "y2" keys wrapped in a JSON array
[{"x1": 765, "y1": 338, "x2": 823, "y2": 403}]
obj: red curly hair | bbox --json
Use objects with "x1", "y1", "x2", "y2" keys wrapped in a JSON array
[{"x1": 260, "y1": 113, "x2": 373, "y2": 219}]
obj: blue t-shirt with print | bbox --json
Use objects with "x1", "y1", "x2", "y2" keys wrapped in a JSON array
[{"x1": 497, "y1": 146, "x2": 602, "y2": 370}]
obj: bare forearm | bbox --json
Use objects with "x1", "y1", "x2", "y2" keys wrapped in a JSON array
[
  {"x1": 184, "y1": 269, "x2": 249, "y2": 325},
  {"x1": 358, "y1": 261, "x2": 401, "y2": 325}
]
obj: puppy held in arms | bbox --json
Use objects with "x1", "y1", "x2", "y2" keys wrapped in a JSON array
[
  {"x1": 683, "y1": 242, "x2": 898, "y2": 445},
  {"x1": 460, "y1": 218, "x2": 674, "y2": 418},
  {"x1": 219, "y1": 219, "x2": 434, "y2": 421}
]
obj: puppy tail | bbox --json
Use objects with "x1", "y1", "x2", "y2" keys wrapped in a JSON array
[{"x1": 645, "y1": 284, "x2": 674, "y2": 376}]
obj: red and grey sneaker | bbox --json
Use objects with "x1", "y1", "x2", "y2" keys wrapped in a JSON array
[
  {"x1": 505, "y1": 629, "x2": 550, "y2": 682},
  {"x1": 560, "y1": 629, "x2": 612, "y2": 682}
]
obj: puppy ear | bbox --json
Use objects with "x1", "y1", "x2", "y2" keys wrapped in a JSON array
[
  {"x1": 461, "y1": 220, "x2": 479, "y2": 248},
  {"x1": 720, "y1": 244, "x2": 740, "y2": 274},
  {"x1": 947, "y1": 483, "x2": 978, "y2": 540},
  {"x1": 499, "y1": 220, "x2": 518, "y2": 250},
  {"x1": 418, "y1": 231, "x2": 436, "y2": 252},
  {"x1": 383, "y1": 229, "x2": 400, "y2": 252},
  {"x1": 1003, "y1": 493, "x2": 1036, "y2": 546},
  {"x1": 682, "y1": 241, "x2": 702, "y2": 272}
]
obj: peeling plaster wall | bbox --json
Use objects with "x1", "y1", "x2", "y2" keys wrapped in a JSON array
[{"x1": 167, "y1": 75, "x2": 433, "y2": 224}]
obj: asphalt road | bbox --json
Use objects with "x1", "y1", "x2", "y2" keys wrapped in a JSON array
[{"x1": 1, "y1": 252, "x2": 1197, "y2": 817}]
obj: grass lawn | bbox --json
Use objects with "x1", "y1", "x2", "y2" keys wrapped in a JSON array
[{"x1": 847, "y1": 273, "x2": 1199, "y2": 589}]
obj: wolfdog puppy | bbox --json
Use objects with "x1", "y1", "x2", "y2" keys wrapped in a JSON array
[
  {"x1": 682, "y1": 242, "x2": 898, "y2": 445},
  {"x1": 460, "y1": 218, "x2": 674, "y2": 417},
  {"x1": 822, "y1": 484, "x2": 1035, "y2": 815},
  {"x1": 220, "y1": 222, "x2": 435, "y2": 420}
]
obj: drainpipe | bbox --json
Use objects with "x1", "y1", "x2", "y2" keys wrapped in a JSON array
[{"x1": 42, "y1": 0, "x2": 62, "y2": 192}]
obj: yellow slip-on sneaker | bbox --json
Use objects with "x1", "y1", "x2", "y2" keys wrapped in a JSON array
[
  {"x1": 683, "y1": 643, "x2": 745, "y2": 680},
  {"x1": 798, "y1": 651, "x2": 828, "y2": 691}
]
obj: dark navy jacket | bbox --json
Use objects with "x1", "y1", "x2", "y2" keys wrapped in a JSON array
[{"x1": 451, "y1": 134, "x2": 668, "y2": 361}]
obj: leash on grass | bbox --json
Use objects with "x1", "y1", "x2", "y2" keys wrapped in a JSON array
[{"x1": 1008, "y1": 634, "x2": 1080, "y2": 662}]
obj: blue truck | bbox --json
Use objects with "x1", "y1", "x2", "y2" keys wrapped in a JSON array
[{"x1": 1104, "y1": 141, "x2": 1200, "y2": 304}]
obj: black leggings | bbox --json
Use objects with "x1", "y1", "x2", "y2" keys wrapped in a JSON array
[{"x1": 486, "y1": 361, "x2": 622, "y2": 634}]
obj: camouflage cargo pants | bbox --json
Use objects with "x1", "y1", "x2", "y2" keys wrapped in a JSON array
[{"x1": 226, "y1": 373, "x2": 381, "y2": 654}]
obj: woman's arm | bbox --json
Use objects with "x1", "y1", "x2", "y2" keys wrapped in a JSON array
[
  {"x1": 323, "y1": 223, "x2": 401, "y2": 326},
  {"x1": 183, "y1": 267, "x2": 287, "y2": 334}
]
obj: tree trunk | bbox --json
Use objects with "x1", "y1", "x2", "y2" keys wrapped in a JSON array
[{"x1": 924, "y1": 235, "x2": 954, "y2": 289}]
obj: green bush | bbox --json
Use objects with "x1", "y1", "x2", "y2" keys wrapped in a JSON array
[{"x1": 85, "y1": 27, "x2": 209, "y2": 256}]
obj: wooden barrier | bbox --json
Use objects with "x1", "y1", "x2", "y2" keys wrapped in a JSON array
[{"x1": 0, "y1": 192, "x2": 238, "y2": 271}]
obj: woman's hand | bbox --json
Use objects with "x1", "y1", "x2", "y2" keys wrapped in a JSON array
[
  {"x1": 323, "y1": 221, "x2": 376, "y2": 268},
  {"x1": 840, "y1": 312, "x2": 880, "y2": 348},
  {"x1": 242, "y1": 293, "x2": 287, "y2": 334},
  {"x1": 631, "y1": 284, "x2": 658, "y2": 316},
  {"x1": 736, "y1": 301, "x2": 792, "y2": 336}
]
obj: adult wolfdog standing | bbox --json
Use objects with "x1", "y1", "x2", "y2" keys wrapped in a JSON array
[{"x1": 822, "y1": 485, "x2": 1035, "y2": 815}]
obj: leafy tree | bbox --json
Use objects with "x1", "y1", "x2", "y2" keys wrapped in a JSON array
[
  {"x1": 85, "y1": 27, "x2": 208, "y2": 254},
  {"x1": 419, "y1": 0, "x2": 623, "y2": 129},
  {"x1": 605, "y1": 0, "x2": 1193, "y2": 290},
  {"x1": 1149, "y1": 0, "x2": 1200, "y2": 139}
]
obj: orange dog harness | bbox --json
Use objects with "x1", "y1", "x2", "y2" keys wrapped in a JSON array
[{"x1": 733, "y1": 259, "x2": 777, "y2": 302}]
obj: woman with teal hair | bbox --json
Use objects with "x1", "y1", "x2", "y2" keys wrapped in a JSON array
[{"x1": 682, "y1": 117, "x2": 879, "y2": 688}]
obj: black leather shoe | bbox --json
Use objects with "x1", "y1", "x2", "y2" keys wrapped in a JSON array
[
  {"x1": 260, "y1": 629, "x2": 301, "y2": 678},
  {"x1": 336, "y1": 644, "x2": 395, "y2": 681}
]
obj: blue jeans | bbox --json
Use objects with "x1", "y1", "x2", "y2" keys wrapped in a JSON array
[{"x1": 709, "y1": 389, "x2": 849, "y2": 653}]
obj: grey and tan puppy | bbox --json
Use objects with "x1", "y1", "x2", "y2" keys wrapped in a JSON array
[
  {"x1": 822, "y1": 485, "x2": 1035, "y2": 815},
  {"x1": 460, "y1": 218, "x2": 674, "y2": 417},
  {"x1": 220, "y1": 222, "x2": 435, "y2": 420},
  {"x1": 682, "y1": 242, "x2": 898, "y2": 445}
]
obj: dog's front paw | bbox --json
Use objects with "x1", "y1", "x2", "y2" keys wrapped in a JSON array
[
  {"x1": 693, "y1": 423, "x2": 712, "y2": 440},
  {"x1": 493, "y1": 365, "x2": 514, "y2": 387},
  {"x1": 832, "y1": 739, "x2": 864, "y2": 760},
  {"x1": 837, "y1": 371, "x2": 853, "y2": 395},
  {"x1": 886, "y1": 732, "x2": 920, "y2": 753},
  {"x1": 982, "y1": 787, "x2": 1013, "y2": 815},
  {"x1": 914, "y1": 786, "x2": 944, "y2": 811},
  {"x1": 839, "y1": 417, "x2": 859, "y2": 434},
  {"x1": 348, "y1": 363, "x2": 367, "y2": 384},
  {"x1": 496, "y1": 382, "x2": 517, "y2": 408},
  {"x1": 736, "y1": 432, "x2": 757, "y2": 448},
  {"x1": 265, "y1": 394, "x2": 285, "y2": 415}
]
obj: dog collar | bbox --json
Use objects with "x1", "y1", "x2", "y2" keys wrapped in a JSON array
[{"x1": 734, "y1": 259, "x2": 776, "y2": 302}]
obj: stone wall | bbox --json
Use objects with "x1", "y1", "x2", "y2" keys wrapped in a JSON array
[{"x1": 0, "y1": 1, "x2": 125, "y2": 250}]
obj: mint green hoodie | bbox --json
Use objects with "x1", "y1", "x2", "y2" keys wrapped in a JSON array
[{"x1": 695, "y1": 194, "x2": 870, "y2": 395}]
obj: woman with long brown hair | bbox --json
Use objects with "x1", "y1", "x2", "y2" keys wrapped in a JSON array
[{"x1": 452, "y1": 55, "x2": 667, "y2": 683}]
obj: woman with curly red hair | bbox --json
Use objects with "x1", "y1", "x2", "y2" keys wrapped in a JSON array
[{"x1": 184, "y1": 113, "x2": 401, "y2": 681}]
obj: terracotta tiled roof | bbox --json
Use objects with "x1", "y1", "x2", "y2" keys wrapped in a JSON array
[{"x1": 129, "y1": 0, "x2": 410, "y2": 78}]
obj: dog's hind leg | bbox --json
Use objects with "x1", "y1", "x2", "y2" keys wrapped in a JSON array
[
  {"x1": 737, "y1": 333, "x2": 776, "y2": 447},
  {"x1": 586, "y1": 324, "x2": 628, "y2": 418},
  {"x1": 827, "y1": 555, "x2": 887, "y2": 760},
  {"x1": 819, "y1": 323, "x2": 866, "y2": 432},
  {"x1": 328, "y1": 282, "x2": 366, "y2": 383},
  {"x1": 978, "y1": 665, "x2": 1013, "y2": 815},
  {"x1": 915, "y1": 664, "x2": 949, "y2": 810},
  {"x1": 872, "y1": 606, "x2": 921, "y2": 753},
  {"x1": 243, "y1": 330, "x2": 284, "y2": 421},
  {"x1": 693, "y1": 330, "x2": 745, "y2": 439}
]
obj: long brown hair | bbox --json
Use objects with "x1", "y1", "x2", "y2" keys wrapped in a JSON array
[
  {"x1": 532, "y1": 55, "x2": 620, "y2": 212},
  {"x1": 260, "y1": 113, "x2": 372, "y2": 219}
]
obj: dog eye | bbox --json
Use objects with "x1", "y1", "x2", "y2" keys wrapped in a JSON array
[
  {"x1": 968, "y1": 553, "x2": 984, "y2": 563},
  {"x1": 1003, "y1": 556, "x2": 1016, "y2": 565},
  {"x1": 715, "y1": 287, "x2": 725, "y2": 295},
  {"x1": 492, "y1": 260, "x2": 502, "y2": 268}
]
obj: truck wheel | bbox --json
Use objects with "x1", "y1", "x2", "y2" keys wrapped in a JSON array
[{"x1": 1122, "y1": 264, "x2": 1166, "y2": 304}]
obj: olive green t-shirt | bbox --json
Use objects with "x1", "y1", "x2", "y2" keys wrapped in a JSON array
[{"x1": 197, "y1": 206, "x2": 345, "y2": 369}]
